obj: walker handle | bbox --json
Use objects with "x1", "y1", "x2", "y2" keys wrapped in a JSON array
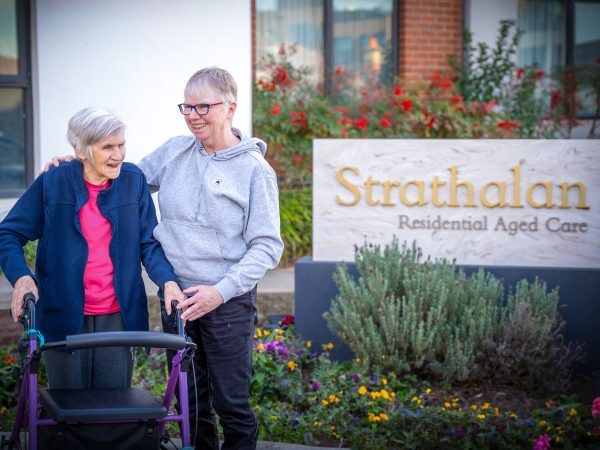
[
  {"x1": 171, "y1": 300, "x2": 184, "y2": 337},
  {"x1": 65, "y1": 331, "x2": 188, "y2": 350},
  {"x1": 18, "y1": 292, "x2": 37, "y2": 330}
]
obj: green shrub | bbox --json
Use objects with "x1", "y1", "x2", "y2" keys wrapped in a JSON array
[
  {"x1": 279, "y1": 188, "x2": 312, "y2": 266},
  {"x1": 325, "y1": 239, "x2": 583, "y2": 390}
]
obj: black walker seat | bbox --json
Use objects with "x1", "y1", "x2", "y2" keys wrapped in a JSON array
[{"x1": 40, "y1": 387, "x2": 167, "y2": 422}]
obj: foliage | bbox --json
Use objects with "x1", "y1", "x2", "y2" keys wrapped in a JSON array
[
  {"x1": 1, "y1": 323, "x2": 597, "y2": 448},
  {"x1": 325, "y1": 239, "x2": 583, "y2": 391},
  {"x1": 279, "y1": 187, "x2": 311, "y2": 267},
  {"x1": 248, "y1": 320, "x2": 597, "y2": 449},
  {"x1": 449, "y1": 20, "x2": 522, "y2": 104}
]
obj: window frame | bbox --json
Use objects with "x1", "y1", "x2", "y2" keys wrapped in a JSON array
[
  {"x1": 324, "y1": 0, "x2": 398, "y2": 93},
  {"x1": 0, "y1": 0, "x2": 34, "y2": 198}
]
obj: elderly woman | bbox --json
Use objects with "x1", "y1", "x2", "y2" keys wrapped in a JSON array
[
  {"x1": 0, "y1": 107, "x2": 185, "y2": 390},
  {"x1": 138, "y1": 67, "x2": 283, "y2": 450}
]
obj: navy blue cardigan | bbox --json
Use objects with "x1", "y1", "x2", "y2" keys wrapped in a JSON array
[{"x1": 0, "y1": 160, "x2": 177, "y2": 343}]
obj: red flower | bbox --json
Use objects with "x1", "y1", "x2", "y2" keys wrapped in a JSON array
[
  {"x1": 550, "y1": 91, "x2": 561, "y2": 109},
  {"x1": 354, "y1": 118, "x2": 368, "y2": 131},
  {"x1": 258, "y1": 79, "x2": 275, "y2": 91},
  {"x1": 4, "y1": 355, "x2": 15, "y2": 364},
  {"x1": 515, "y1": 67, "x2": 525, "y2": 80},
  {"x1": 274, "y1": 66, "x2": 288, "y2": 84},
  {"x1": 334, "y1": 105, "x2": 349, "y2": 115},
  {"x1": 361, "y1": 90, "x2": 369, "y2": 99},
  {"x1": 592, "y1": 396, "x2": 600, "y2": 419},
  {"x1": 431, "y1": 71, "x2": 452, "y2": 89},
  {"x1": 450, "y1": 95, "x2": 463, "y2": 106},
  {"x1": 335, "y1": 66, "x2": 344, "y2": 76},
  {"x1": 270, "y1": 103, "x2": 281, "y2": 116},
  {"x1": 290, "y1": 110, "x2": 308, "y2": 127},
  {"x1": 497, "y1": 120, "x2": 521, "y2": 131},
  {"x1": 427, "y1": 116, "x2": 435, "y2": 129},
  {"x1": 341, "y1": 128, "x2": 348, "y2": 137},
  {"x1": 293, "y1": 155, "x2": 303, "y2": 165},
  {"x1": 380, "y1": 117, "x2": 391, "y2": 127},
  {"x1": 393, "y1": 86, "x2": 403, "y2": 96},
  {"x1": 399, "y1": 100, "x2": 412, "y2": 112},
  {"x1": 534, "y1": 69, "x2": 545, "y2": 80},
  {"x1": 280, "y1": 315, "x2": 295, "y2": 327}
]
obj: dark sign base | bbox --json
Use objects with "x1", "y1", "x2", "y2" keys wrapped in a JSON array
[{"x1": 295, "y1": 257, "x2": 600, "y2": 390}]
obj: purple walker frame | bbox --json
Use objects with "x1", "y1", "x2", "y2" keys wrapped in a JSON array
[{"x1": 2, "y1": 296, "x2": 196, "y2": 450}]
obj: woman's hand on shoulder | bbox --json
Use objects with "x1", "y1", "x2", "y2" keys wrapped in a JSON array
[
  {"x1": 41, "y1": 154, "x2": 75, "y2": 174},
  {"x1": 12, "y1": 275, "x2": 38, "y2": 322}
]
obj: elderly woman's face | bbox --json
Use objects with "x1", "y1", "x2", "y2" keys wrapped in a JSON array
[
  {"x1": 79, "y1": 131, "x2": 126, "y2": 185},
  {"x1": 183, "y1": 89, "x2": 231, "y2": 144}
]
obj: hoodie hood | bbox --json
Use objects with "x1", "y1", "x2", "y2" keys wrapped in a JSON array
[{"x1": 198, "y1": 127, "x2": 267, "y2": 161}]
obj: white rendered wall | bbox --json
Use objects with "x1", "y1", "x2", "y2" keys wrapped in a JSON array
[
  {"x1": 33, "y1": 0, "x2": 252, "y2": 170},
  {"x1": 464, "y1": 0, "x2": 518, "y2": 50}
]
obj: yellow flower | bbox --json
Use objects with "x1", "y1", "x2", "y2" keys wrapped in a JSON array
[
  {"x1": 270, "y1": 415, "x2": 278, "y2": 420},
  {"x1": 306, "y1": 341, "x2": 312, "y2": 348},
  {"x1": 313, "y1": 421, "x2": 319, "y2": 427},
  {"x1": 382, "y1": 378, "x2": 388, "y2": 385},
  {"x1": 287, "y1": 361, "x2": 297, "y2": 371},
  {"x1": 329, "y1": 394, "x2": 339, "y2": 403},
  {"x1": 276, "y1": 328, "x2": 284, "y2": 334},
  {"x1": 322, "y1": 400, "x2": 329, "y2": 406},
  {"x1": 411, "y1": 397, "x2": 422, "y2": 407},
  {"x1": 368, "y1": 413, "x2": 381, "y2": 422},
  {"x1": 379, "y1": 389, "x2": 390, "y2": 400},
  {"x1": 358, "y1": 386, "x2": 367, "y2": 396},
  {"x1": 275, "y1": 335, "x2": 284, "y2": 340},
  {"x1": 470, "y1": 405, "x2": 478, "y2": 411},
  {"x1": 390, "y1": 392, "x2": 396, "y2": 399},
  {"x1": 494, "y1": 407, "x2": 499, "y2": 416},
  {"x1": 568, "y1": 408, "x2": 577, "y2": 416},
  {"x1": 324, "y1": 342, "x2": 334, "y2": 350},
  {"x1": 338, "y1": 390, "x2": 343, "y2": 395},
  {"x1": 0, "y1": 406, "x2": 7, "y2": 414},
  {"x1": 370, "y1": 391, "x2": 381, "y2": 400},
  {"x1": 425, "y1": 388, "x2": 432, "y2": 395},
  {"x1": 555, "y1": 437, "x2": 561, "y2": 443},
  {"x1": 510, "y1": 413, "x2": 518, "y2": 419},
  {"x1": 539, "y1": 420, "x2": 547, "y2": 427},
  {"x1": 379, "y1": 413, "x2": 389, "y2": 421},
  {"x1": 257, "y1": 343, "x2": 265, "y2": 351},
  {"x1": 263, "y1": 329, "x2": 270, "y2": 336},
  {"x1": 477, "y1": 414, "x2": 486, "y2": 420},
  {"x1": 355, "y1": 358, "x2": 361, "y2": 363},
  {"x1": 256, "y1": 327, "x2": 262, "y2": 337},
  {"x1": 444, "y1": 402, "x2": 451, "y2": 409},
  {"x1": 481, "y1": 403, "x2": 490, "y2": 410}
]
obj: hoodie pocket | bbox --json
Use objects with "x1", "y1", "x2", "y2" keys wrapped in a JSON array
[{"x1": 153, "y1": 219, "x2": 224, "y2": 280}]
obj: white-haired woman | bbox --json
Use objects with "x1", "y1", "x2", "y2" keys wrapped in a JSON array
[{"x1": 0, "y1": 107, "x2": 185, "y2": 389}]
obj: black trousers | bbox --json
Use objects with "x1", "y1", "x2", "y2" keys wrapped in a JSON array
[{"x1": 161, "y1": 287, "x2": 258, "y2": 450}]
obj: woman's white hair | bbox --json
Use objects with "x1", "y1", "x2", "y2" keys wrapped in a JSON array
[
  {"x1": 67, "y1": 107, "x2": 125, "y2": 161},
  {"x1": 184, "y1": 67, "x2": 237, "y2": 105}
]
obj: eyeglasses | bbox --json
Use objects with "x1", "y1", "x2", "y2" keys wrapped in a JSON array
[{"x1": 177, "y1": 102, "x2": 223, "y2": 116}]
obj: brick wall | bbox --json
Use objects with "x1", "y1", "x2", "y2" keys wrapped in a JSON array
[{"x1": 398, "y1": 0, "x2": 463, "y2": 85}]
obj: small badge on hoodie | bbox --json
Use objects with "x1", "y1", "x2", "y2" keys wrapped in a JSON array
[{"x1": 211, "y1": 177, "x2": 224, "y2": 187}]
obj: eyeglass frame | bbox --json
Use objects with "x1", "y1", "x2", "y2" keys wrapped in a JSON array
[{"x1": 177, "y1": 102, "x2": 224, "y2": 116}]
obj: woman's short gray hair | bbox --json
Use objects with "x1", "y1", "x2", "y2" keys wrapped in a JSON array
[
  {"x1": 67, "y1": 107, "x2": 125, "y2": 161},
  {"x1": 184, "y1": 67, "x2": 237, "y2": 104}
]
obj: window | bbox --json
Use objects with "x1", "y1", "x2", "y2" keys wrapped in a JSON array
[
  {"x1": 517, "y1": 0, "x2": 600, "y2": 114},
  {"x1": 255, "y1": 0, "x2": 397, "y2": 91},
  {"x1": 0, "y1": 0, "x2": 33, "y2": 197}
]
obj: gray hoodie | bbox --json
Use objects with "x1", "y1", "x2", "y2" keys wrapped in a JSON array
[{"x1": 138, "y1": 129, "x2": 283, "y2": 302}]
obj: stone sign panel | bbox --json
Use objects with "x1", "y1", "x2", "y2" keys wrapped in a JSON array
[{"x1": 313, "y1": 139, "x2": 600, "y2": 268}]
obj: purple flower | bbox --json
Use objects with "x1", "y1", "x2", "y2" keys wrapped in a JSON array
[
  {"x1": 473, "y1": 424, "x2": 479, "y2": 431},
  {"x1": 533, "y1": 434, "x2": 552, "y2": 450},
  {"x1": 448, "y1": 428, "x2": 465, "y2": 438},
  {"x1": 352, "y1": 374, "x2": 360, "y2": 383},
  {"x1": 311, "y1": 382, "x2": 321, "y2": 391}
]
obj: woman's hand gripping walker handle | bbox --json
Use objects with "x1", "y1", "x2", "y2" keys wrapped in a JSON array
[{"x1": 15, "y1": 292, "x2": 36, "y2": 331}]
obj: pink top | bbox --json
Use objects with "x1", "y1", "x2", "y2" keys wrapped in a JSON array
[{"x1": 79, "y1": 179, "x2": 120, "y2": 315}]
